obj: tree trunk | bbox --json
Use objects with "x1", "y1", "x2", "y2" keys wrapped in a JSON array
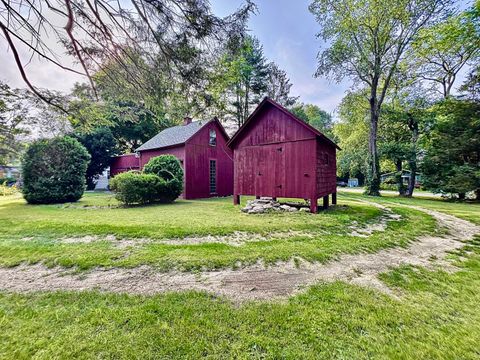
[
  {"x1": 406, "y1": 162, "x2": 417, "y2": 197},
  {"x1": 86, "y1": 177, "x2": 97, "y2": 190},
  {"x1": 365, "y1": 102, "x2": 381, "y2": 196},
  {"x1": 395, "y1": 160, "x2": 406, "y2": 196},
  {"x1": 458, "y1": 192, "x2": 466, "y2": 201},
  {"x1": 406, "y1": 115, "x2": 419, "y2": 197},
  {"x1": 476, "y1": 189, "x2": 480, "y2": 201}
]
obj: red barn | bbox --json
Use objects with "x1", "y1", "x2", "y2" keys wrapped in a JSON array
[
  {"x1": 227, "y1": 98, "x2": 340, "y2": 213},
  {"x1": 110, "y1": 117, "x2": 233, "y2": 200}
]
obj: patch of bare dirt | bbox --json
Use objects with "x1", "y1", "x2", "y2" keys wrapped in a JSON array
[
  {"x1": 57, "y1": 203, "x2": 391, "y2": 247},
  {"x1": 57, "y1": 230, "x2": 320, "y2": 248},
  {"x1": 347, "y1": 202, "x2": 402, "y2": 237},
  {"x1": 1, "y1": 204, "x2": 478, "y2": 302}
]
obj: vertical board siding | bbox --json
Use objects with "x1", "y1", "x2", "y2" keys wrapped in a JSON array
[
  {"x1": 139, "y1": 145, "x2": 185, "y2": 168},
  {"x1": 183, "y1": 121, "x2": 233, "y2": 199},
  {"x1": 316, "y1": 142, "x2": 337, "y2": 198},
  {"x1": 110, "y1": 154, "x2": 140, "y2": 176},
  {"x1": 231, "y1": 100, "x2": 337, "y2": 204},
  {"x1": 111, "y1": 120, "x2": 233, "y2": 200}
]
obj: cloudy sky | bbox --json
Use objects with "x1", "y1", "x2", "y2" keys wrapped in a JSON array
[{"x1": 0, "y1": 0, "x2": 471, "y2": 114}]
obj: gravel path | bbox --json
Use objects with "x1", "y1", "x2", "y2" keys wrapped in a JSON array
[{"x1": 1, "y1": 204, "x2": 478, "y2": 302}]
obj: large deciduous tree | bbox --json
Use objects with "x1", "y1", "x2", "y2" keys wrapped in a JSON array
[
  {"x1": 333, "y1": 90, "x2": 370, "y2": 183},
  {"x1": 309, "y1": 0, "x2": 451, "y2": 196},
  {"x1": 412, "y1": 4, "x2": 480, "y2": 98},
  {"x1": 66, "y1": 83, "x2": 166, "y2": 153},
  {"x1": 290, "y1": 103, "x2": 334, "y2": 139},
  {"x1": 0, "y1": 84, "x2": 29, "y2": 165},
  {"x1": 379, "y1": 88, "x2": 431, "y2": 197},
  {"x1": 0, "y1": 82, "x2": 69, "y2": 165}
]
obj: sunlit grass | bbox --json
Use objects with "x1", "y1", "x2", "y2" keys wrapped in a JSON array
[
  {"x1": 1, "y1": 239, "x2": 479, "y2": 359},
  {"x1": 0, "y1": 192, "x2": 436, "y2": 271}
]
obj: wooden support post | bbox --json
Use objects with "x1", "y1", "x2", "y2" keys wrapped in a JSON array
[
  {"x1": 256, "y1": 195, "x2": 260, "y2": 199},
  {"x1": 272, "y1": 197, "x2": 277, "y2": 201},
  {"x1": 332, "y1": 192, "x2": 337, "y2": 205},
  {"x1": 310, "y1": 197, "x2": 318, "y2": 214},
  {"x1": 323, "y1": 195, "x2": 329, "y2": 209},
  {"x1": 233, "y1": 194, "x2": 240, "y2": 205}
]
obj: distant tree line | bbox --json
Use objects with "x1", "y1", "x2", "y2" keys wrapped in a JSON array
[
  {"x1": 2, "y1": 0, "x2": 479, "y2": 199},
  {"x1": 311, "y1": 0, "x2": 480, "y2": 200}
]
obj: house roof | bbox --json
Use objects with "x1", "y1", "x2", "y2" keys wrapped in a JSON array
[
  {"x1": 136, "y1": 120, "x2": 206, "y2": 152},
  {"x1": 136, "y1": 118, "x2": 230, "y2": 152},
  {"x1": 227, "y1": 97, "x2": 341, "y2": 150}
]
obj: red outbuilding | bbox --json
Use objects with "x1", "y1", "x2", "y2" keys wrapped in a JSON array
[
  {"x1": 110, "y1": 117, "x2": 233, "y2": 200},
  {"x1": 227, "y1": 98, "x2": 340, "y2": 213}
]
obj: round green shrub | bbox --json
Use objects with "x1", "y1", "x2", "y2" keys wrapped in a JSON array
[
  {"x1": 110, "y1": 171, "x2": 164, "y2": 205},
  {"x1": 22, "y1": 136, "x2": 91, "y2": 204},
  {"x1": 143, "y1": 155, "x2": 183, "y2": 201},
  {"x1": 143, "y1": 155, "x2": 183, "y2": 182}
]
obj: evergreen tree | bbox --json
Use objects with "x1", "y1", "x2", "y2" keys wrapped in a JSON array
[{"x1": 212, "y1": 35, "x2": 270, "y2": 127}]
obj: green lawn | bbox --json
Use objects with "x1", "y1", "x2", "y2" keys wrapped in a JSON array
[
  {"x1": 1, "y1": 191, "x2": 480, "y2": 359},
  {"x1": 0, "y1": 192, "x2": 436, "y2": 270},
  {"x1": 339, "y1": 188, "x2": 480, "y2": 225},
  {"x1": 1, "y1": 239, "x2": 479, "y2": 359}
]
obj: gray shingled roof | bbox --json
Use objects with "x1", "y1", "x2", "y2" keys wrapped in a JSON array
[{"x1": 136, "y1": 120, "x2": 205, "y2": 152}]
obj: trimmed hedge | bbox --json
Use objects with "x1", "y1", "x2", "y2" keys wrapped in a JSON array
[
  {"x1": 143, "y1": 155, "x2": 183, "y2": 182},
  {"x1": 143, "y1": 155, "x2": 183, "y2": 202},
  {"x1": 111, "y1": 155, "x2": 184, "y2": 206},
  {"x1": 110, "y1": 171, "x2": 164, "y2": 205},
  {"x1": 22, "y1": 136, "x2": 91, "y2": 204}
]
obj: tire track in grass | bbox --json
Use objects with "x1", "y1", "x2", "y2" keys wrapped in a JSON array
[{"x1": 0, "y1": 203, "x2": 478, "y2": 302}]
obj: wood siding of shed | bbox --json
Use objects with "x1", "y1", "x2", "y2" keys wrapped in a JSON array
[
  {"x1": 110, "y1": 154, "x2": 139, "y2": 176},
  {"x1": 316, "y1": 141, "x2": 337, "y2": 198},
  {"x1": 232, "y1": 102, "x2": 336, "y2": 201},
  {"x1": 184, "y1": 121, "x2": 233, "y2": 199}
]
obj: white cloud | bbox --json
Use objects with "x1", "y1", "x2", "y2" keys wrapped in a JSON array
[{"x1": 0, "y1": 40, "x2": 83, "y2": 92}]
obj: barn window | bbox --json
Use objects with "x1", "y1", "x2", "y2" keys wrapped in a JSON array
[
  {"x1": 324, "y1": 153, "x2": 329, "y2": 165},
  {"x1": 209, "y1": 129, "x2": 217, "y2": 146},
  {"x1": 209, "y1": 160, "x2": 217, "y2": 194}
]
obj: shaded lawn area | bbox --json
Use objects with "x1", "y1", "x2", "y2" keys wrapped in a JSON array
[
  {"x1": 1, "y1": 238, "x2": 479, "y2": 359},
  {"x1": 339, "y1": 188, "x2": 480, "y2": 225},
  {"x1": 0, "y1": 193, "x2": 437, "y2": 271}
]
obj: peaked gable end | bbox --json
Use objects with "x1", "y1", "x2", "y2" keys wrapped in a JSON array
[
  {"x1": 186, "y1": 118, "x2": 230, "y2": 146},
  {"x1": 228, "y1": 98, "x2": 340, "y2": 149}
]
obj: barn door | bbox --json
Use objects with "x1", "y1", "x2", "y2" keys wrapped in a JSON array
[
  {"x1": 254, "y1": 144, "x2": 285, "y2": 198},
  {"x1": 273, "y1": 144, "x2": 286, "y2": 197}
]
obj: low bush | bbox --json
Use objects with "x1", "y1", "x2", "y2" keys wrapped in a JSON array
[
  {"x1": 143, "y1": 155, "x2": 183, "y2": 201},
  {"x1": 110, "y1": 171, "x2": 181, "y2": 205},
  {"x1": 380, "y1": 183, "x2": 398, "y2": 191},
  {"x1": 22, "y1": 136, "x2": 91, "y2": 204},
  {"x1": 110, "y1": 172, "x2": 163, "y2": 205},
  {"x1": 111, "y1": 155, "x2": 184, "y2": 206}
]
